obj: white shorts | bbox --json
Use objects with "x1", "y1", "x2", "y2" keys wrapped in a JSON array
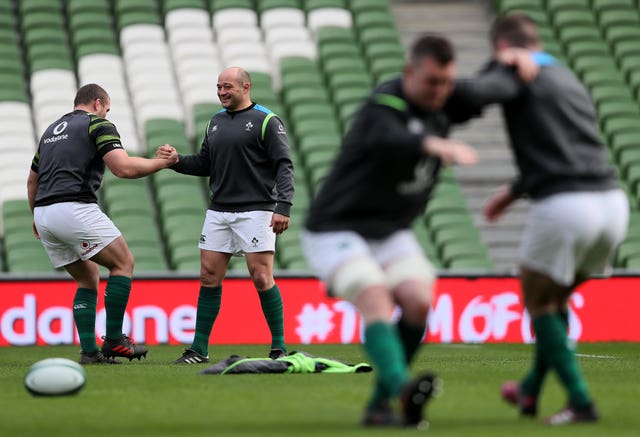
[
  {"x1": 519, "y1": 189, "x2": 629, "y2": 286},
  {"x1": 199, "y1": 210, "x2": 276, "y2": 255},
  {"x1": 33, "y1": 202, "x2": 121, "y2": 268},
  {"x1": 300, "y1": 229, "x2": 435, "y2": 298}
]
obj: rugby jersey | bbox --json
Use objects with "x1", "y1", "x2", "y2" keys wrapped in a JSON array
[
  {"x1": 32, "y1": 110, "x2": 124, "y2": 206},
  {"x1": 454, "y1": 55, "x2": 618, "y2": 199},
  {"x1": 304, "y1": 78, "x2": 474, "y2": 239},
  {"x1": 172, "y1": 103, "x2": 295, "y2": 216}
]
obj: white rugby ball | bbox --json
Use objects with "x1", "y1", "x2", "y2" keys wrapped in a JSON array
[{"x1": 24, "y1": 358, "x2": 86, "y2": 396}]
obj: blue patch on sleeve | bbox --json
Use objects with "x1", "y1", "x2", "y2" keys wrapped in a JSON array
[{"x1": 531, "y1": 51, "x2": 556, "y2": 66}]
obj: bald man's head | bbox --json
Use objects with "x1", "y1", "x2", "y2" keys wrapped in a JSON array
[{"x1": 217, "y1": 67, "x2": 252, "y2": 111}]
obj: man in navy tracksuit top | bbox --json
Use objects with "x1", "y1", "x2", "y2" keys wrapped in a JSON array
[{"x1": 165, "y1": 67, "x2": 294, "y2": 364}]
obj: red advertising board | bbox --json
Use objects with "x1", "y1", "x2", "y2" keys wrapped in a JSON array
[{"x1": 0, "y1": 276, "x2": 638, "y2": 346}]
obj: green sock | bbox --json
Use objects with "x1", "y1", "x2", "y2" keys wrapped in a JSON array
[
  {"x1": 73, "y1": 288, "x2": 98, "y2": 353},
  {"x1": 190, "y1": 286, "x2": 222, "y2": 356},
  {"x1": 521, "y1": 341, "x2": 548, "y2": 397},
  {"x1": 258, "y1": 284, "x2": 286, "y2": 352},
  {"x1": 364, "y1": 321, "x2": 408, "y2": 407},
  {"x1": 104, "y1": 276, "x2": 132, "y2": 339},
  {"x1": 397, "y1": 318, "x2": 426, "y2": 364},
  {"x1": 522, "y1": 310, "x2": 570, "y2": 396},
  {"x1": 371, "y1": 318, "x2": 426, "y2": 404},
  {"x1": 533, "y1": 313, "x2": 591, "y2": 408}
]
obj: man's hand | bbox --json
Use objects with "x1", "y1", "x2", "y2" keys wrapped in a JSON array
[
  {"x1": 155, "y1": 144, "x2": 179, "y2": 166},
  {"x1": 423, "y1": 136, "x2": 479, "y2": 166},
  {"x1": 483, "y1": 184, "x2": 516, "y2": 222},
  {"x1": 32, "y1": 221, "x2": 40, "y2": 239},
  {"x1": 496, "y1": 48, "x2": 539, "y2": 83},
  {"x1": 270, "y1": 213, "x2": 290, "y2": 234}
]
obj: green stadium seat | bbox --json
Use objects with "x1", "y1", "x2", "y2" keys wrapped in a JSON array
[
  {"x1": 597, "y1": 100, "x2": 640, "y2": 126},
  {"x1": 71, "y1": 28, "x2": 118, "y2": 51},
  {"x1": 610, "y1": 131, "x2": 640, "y2": 162},
  {"x1": 447, "y1": 257, "x2": 494, "y2": 270},
  {"x1": 21, "y1": 12, "x2": 64, "y2": 32},
  {"x1": 318, "y1": 42, "x2": 361, "y2": 62},
  {"x1": 496, "y1": 0, "x2": 544, "y2": 10},
  {"x1": 298, "y1": 132, "x2": 341, "y2": 155},
  {"x1": 67, "y1": 0, "x2": 111, "y2": 14},
  {"x1": 551, "y1": 9, "x2": 594, "y2": 28},
  {"x1": 256, "y1": 0, "x2": 301, "y2": 13},
  {"x1": 315, "y1": 26, "x2": 356, "y2": 46},
  {"x1": 564, "y1": 40, "x2": 610, "y2": 61},
  {"x1": 163, "y1": 212, "x2": 204, "y2": 244},
  {"x1": 304, "y1": 0, "x2": 347, "y2": 11},
  {"x1": 602, "y1": 116, "x2": 640, "y2": 142},
  {"x1": 604, "y1": 25, "x2": 640, "y2": 46},
  {"x1": 440, "y1": 240, "x2": 492, "y2": 268},
  {"x1": 598, "y1": 9, "x2": 639, "y2": 30},
  {"x1": 68, "y1": 11, "x2": 112, "y2": 32},
  {"x1": 18, "y1": 0, "x2": 62, "y2": 15},
  {"x1": 145, "y1": 119, "x2": 191, "y2": 155},
  {"x1": 557, "y1": 25, "x2": 602, "y2": 46},
  {"x1": 29, "y1": 57, "x2": 75, "y2": 74},
  {"x1": 75, "y1": 43, "x2": 120, "y2": 58},
  {"x1": 210, "y1": 0, "x2": 253, "y2": 12},
  {"x1": 591, "y1": 0, "x2": 635, "y2": 13},
  {"x1": 363, "y1": 41, "x2": 405, "y2": 62},
  {"x1": 116, "y1": 11, "x2": 162, "y2": 31},
  {"x1": 580, "y1": 68, "x2": 626, "y2": 89},
  {"x1": 5, "y1": 245, "x2": 56, "y2": 273},
  {"x1": 358, "y1": 27, "x2": 401, "y2": 48},
  {"x1": 349, "y1": 0, "x2": 391, "y2": 14},
  {"x1": 162, "y1": 0, "x2": 207, "y2": 13},
  {"x1": 280, "y1": 57, "x2": 320, "y2": 76},
  {"x1": 336, "y1": 100, "x2": 361, "y2": 130},
  {"x1": 293, "y1": 118, "x2": 341, "y2": 141},
  {"x1": 353, "y1": 10, "x2": 397, "y2": 31},
  {"x1": 288, "y1": 103, "x2": 337, "y2": 126},
  {"x1": 322, "y1": 57, "x2": 368, "y2": 78},
  {"x1": 0, "y1": 27, "x2": 18, "y2": 45},
  {"x1": 327, "y1": 71, "x2": 372, "y2": 91},
  {"x1": 546, "y1": 0, "x2": 590, "y2": 14},
  {"x1": 280, "y1": 70, "x2": 324, "y2": 90},
  {"x1": 369, "y1": 56, "x2": 404, "y2": 83},
  {"x1": 590, "y1": 84, "x2": 634, "y2": 108},
  {"x1": 23, "y1": 27, "x2": 67, "y2": 47},
  {"x1": 303, "y1": 147, "x2": 337, "y2": 172},
  {"x1": 282, "y1": 87, "x2": 330, "y2": 109},
  {"x1": 616, "y1": 239, "x2": 640, "y2": 265}
]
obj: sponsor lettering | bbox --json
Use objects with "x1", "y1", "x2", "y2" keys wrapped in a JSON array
[
  {"x1": 43, "y1": 134, "x2": 68, "y2": 144},
  {"x1": 0, "y1": 278, "x2": 638, "y2": 346}
]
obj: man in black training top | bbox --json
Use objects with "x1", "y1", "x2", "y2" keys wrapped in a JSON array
[
  {"x1": 162, "y1": 67, "x2": 294, "y2": 364},
  {"x1": 28, "y1": 83, "x2": 178, "y2": 364},
  {"x1": 454, "y1": 13, "x2": 629, "y2": 425},
  {"x1": 301, "y1": 35, "x2": 479, "y2": 428}
]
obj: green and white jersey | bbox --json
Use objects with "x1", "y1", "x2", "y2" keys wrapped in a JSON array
[
  {"x1": 32, "y1": 110, "x2": 124, "y2": 206},
  {"x1": 173, "y1": 103, "x2": 295, "y2": 216}
]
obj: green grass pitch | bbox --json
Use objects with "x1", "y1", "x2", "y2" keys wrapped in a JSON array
[{"x1": 1, "y1": 343, "x2": 638, "y2": 436}]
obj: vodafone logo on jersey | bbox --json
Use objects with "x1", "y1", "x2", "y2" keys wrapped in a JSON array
[
  {"x1": 53, "y1": 121, "x2": 68, "y2": 134},
  {"x1": 43, "y1": 121, "x2": 69, "y2": 144}
]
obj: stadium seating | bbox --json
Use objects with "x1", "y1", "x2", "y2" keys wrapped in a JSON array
[
  {"x1": 0, "y1": 0, "x2": 498, "y2": 273},
  {"x1": 1, "y1": 199, "x2": 55, "y2": 272}
]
